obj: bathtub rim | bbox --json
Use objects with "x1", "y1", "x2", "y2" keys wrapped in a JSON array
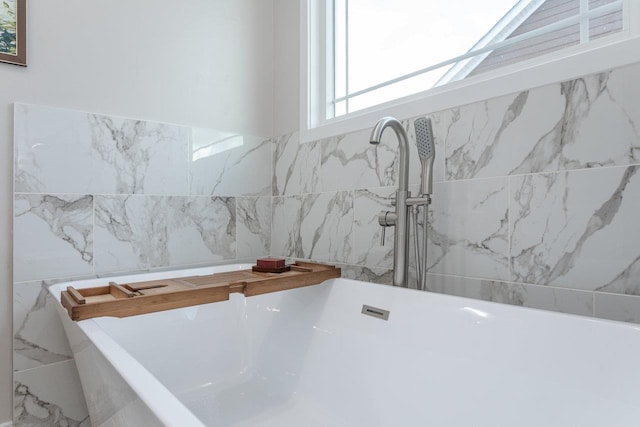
[
  {"x1": 51, "y1": 263, "x2": 640, "y2": 347},
  {"x1": 49, "y1": 263, "x2": 640, "y2": 426}
]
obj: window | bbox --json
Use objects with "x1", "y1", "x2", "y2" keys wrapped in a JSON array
[{"x1": 304, "y1": 0, "x2": 635, "y2": 136}]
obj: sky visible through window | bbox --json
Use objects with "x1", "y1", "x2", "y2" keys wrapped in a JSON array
[{"x1": 336, "y1": 0, "x2": 520, "y2": 113}]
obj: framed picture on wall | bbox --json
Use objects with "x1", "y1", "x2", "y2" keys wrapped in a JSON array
[{"x1": 0, "y1": 0, "x2": 26, "y2": 66}]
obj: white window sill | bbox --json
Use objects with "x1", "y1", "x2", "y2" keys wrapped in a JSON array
[{"x1": 300, "y1": 34, "x2": 640, "y2": 144}]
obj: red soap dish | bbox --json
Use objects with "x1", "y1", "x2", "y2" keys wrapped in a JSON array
[{"x1": 256, "y1": 258, "x2": 286, "y2": 268}]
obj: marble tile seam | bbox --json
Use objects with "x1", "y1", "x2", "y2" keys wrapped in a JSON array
[
  {"x1": 269, "y1": 162, "x2": 640, "y2": 196},
  {"x1": 13, "y1": 256, "x2": 259, "y2": 287},
  {"x1": 13, "y1": 277, "x2": 94, "y2": 287},
  {"x1": 422, "y1": 271, "x2": 597, "y2": 293},
  {"x1": 507, "y1": 177, "x2": 513, "y2": 282},
  {"x1": 270, "y1": 189, "x2": 357, "y2": 198},
  {"x1": 592, "y1": 290, "x2": 640, "y2": 298},
  {"x1": 14, "y1": 192, "x2": 242, "y2": 198},
  {"x1": 20, "y1": 262, "x2": 636, "y2": 299},
  {"x1": 12, "y1": 358, "x2": 76, "y2": 376},
  {"x1": 440, "y1": 162, "x2": 640, "y2": 183}
]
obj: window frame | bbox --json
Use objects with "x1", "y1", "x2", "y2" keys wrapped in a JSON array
[{"x1": 300, "y1": 0, "x2": 640, "y2": 143}]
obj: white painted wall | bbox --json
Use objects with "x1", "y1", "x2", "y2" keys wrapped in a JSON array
[
  {"x1": 0, "y1": 0, "x2": 275, "y2": 422},
  {"x1": 273, "y1": 0, "x2": 300, "y2": 135}
]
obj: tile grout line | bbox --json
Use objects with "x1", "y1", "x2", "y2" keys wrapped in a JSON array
[
  {"x1": 416, "y1": 272, "x2": 599, "y2": 294},
  {"x1": 92, "y1": 194, "x2": 96, "y2": 275},
  {"x1": 235, "y1": 199, "x2": 239, "y2": 261},
  {"x1": 270, "y1": 139, "x2": 275, "y2": 257},
  {"x1": 14, "y1": 358, "x2": 77, "y2": 376},
  {"x1": 508, "y1": 176, "x2": 512, "y2": 283},
  {"x1": 13, "y1": 258, "x2": 257, "y2": 287},
  {"x1": 262, "y1": 161, "x2": 640, "y2": 199},
  {"x1": 15, "y1": 191, "x2": 267, "y2": 198}
]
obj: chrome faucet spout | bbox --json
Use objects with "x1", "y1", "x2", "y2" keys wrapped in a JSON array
[
  {"x1": 369, "y1": 117, "x2": 410, "y2": 288},
  {"x1": 369, "y1": 117, "x2": 410, "y2": 192}
]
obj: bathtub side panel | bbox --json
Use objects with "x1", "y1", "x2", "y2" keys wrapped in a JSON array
[
  {"x1": 57, "y1": 303, "x2": 132, "y2": 425},
  {"x1": 93, "y1": 295, "x2": 251, "y2": 396}
]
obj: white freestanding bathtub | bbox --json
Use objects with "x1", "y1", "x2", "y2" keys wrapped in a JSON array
[{"x1": 50, "y1": 263, "x2": 640, "y2": 427}]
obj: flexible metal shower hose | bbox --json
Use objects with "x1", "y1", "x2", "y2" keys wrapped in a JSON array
[{"x1": 412, "y1": 204, "x2": 429, "y2": 291}]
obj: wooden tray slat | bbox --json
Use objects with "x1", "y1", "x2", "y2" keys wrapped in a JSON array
[
  {"x1": 244, "y1": 267, "x2": 340, "y2": 297},
  {"x1": 124, "y1": 282, "x2": 170, "y2": 292},
  {"x1": 289, "y1": 265, "x2": 313, "y2": 272},
  {"x1": 78, "y1": 286, "x2": 111, "y2": 297},
  {"x1": 61, "y1": 262, "x2": 341, "y2": 321},
  {"x1": 67, "y1": 286, "x2": 86, "y2": 304},
  {"x1": 110, "y1": 283, "x2": 136, "y2": 298},
  {"x1": 181, "y1": 271, "x2": 258, "y2": 287},
  {"x1": 64, "y1": 286, "x2": 230, "y2": 321}
]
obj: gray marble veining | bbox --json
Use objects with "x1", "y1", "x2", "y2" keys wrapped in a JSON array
[
  {"x1": 190, "y1": 132, "x2": 271, "y2": 197},
  {"x1": 339, "y1": 264, "x2": 393, "y2": 286},
  {"x1": 299, "y1": 191, "x2": 354, "y2": 262},
  {"x1": 444, "y1": 63, "x2": 640, "y2": 180},
  {"x1": 271, "y1": 196, "x2": 303, "y2": 258},
  {"x1": 13, "y1": 282, "x2": 74, "y2": 371},
  {"x1": 272, "y1": 132, "x2": 321, "y2": 196},
  {"x1": 14, "y1": 360, "x2": 90, "y2": 427},
  {"x1": 427, "y1": 178, "x2": 510, "y2": 281},
  {"x1": 13, "y1": 102, "x2": 276, "y2": 426},
  {"x1": 426, "y1": 274, "x2": 593, "y2": 316},
  {"x1": 14, "y1": 194, "x2": 94, "y2": 282},
  {"x1": 511, "y1": 68, "x2": 640, "y2": 174},
  {"x1": 510, "y1": 166, "x2": 640, "y2": 292},
  {"x1": 320, "y1": 128, "x2": 398, "y2": 192},
  {"x1": 318, "y1": 117, "x2": 447, "y2": 193},
  {"x1": 595, "y1": 256, "x2": 640, "y2": 295},
  {"x1": 444, "y1": 91, "x2": 530, "y2": 180},
  {"x1": 89, "y1": 115, "x2": 190, "y2": 194},
  {"x1": 15, "y1": 104, "x2": 190, "y2": 195},
  {"x1": 95, "y1": 195, "x2": 236, "y2": 273},
  {"x1": 14, "y1": 383, "x2": 89, "y2": 427},
  {"x1": 236, "y1": 196, "x2": 271, "y2": 258},
  {"x1": 272, "y1": 191, "x2": 355, "y2": 263},
  {"x1": 13, "y1": 62, "x2": 640, "y2": 427},
  {"x1": 352, "y1": 187, "x2": 396, "y2": 269}
]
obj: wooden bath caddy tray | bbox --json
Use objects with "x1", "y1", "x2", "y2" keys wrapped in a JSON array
[{"x1": 61, "y1": 262, "x2": 340, "y2": 321}]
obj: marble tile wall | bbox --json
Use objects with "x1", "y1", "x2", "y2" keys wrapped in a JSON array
[
  {"x1": 270, "y1": 61, "x2": 640, "y2": 324},
  {"x1": 12, "y1": 103, "x2": 272, "y2": 425},
  {"x1": 12, "y1": 62, "x2": 640, "y2": 425}
]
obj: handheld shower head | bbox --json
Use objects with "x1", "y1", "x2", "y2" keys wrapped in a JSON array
[{"x1": 414, "y1": 117, "x2": 435, "y2": 196}]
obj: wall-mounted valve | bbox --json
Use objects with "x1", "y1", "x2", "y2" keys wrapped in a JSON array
[{"x1": 378, "y1": 211, "x2": 396, "y2": 246}]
